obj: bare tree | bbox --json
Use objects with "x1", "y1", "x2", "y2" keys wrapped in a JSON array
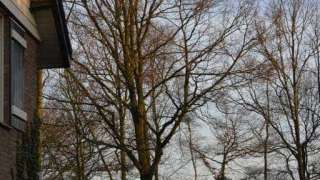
[
  {"x1": 39, "y1": 0, "x2": 320, "y2": 179},
  {"x1": 228, "y1": 1, "x2": 320, "y2": 179},
  {"x1": 41, "y1": 72, "x2": 122, "y2": 180},
  {"x1": 45, "y1": 0, "x2": 255, "y2": 179}
]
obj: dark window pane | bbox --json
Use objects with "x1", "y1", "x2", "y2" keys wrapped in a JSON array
[{"x1": 11, "y1": 39, "x2": 24, "y2": 109}]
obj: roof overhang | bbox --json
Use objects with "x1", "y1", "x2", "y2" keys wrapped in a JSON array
[
  {"x1": 0, "y1": 0, "x2": 40, "y2": 40},
  {"x1": 31, "y1": 0, "x2": 71, "y2": 69}
]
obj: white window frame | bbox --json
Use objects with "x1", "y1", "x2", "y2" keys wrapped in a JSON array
[
  {"x1": 11, "y1": 29, "x2": 27, "y2": 48},
  {"x1": 11, "y1": 27, "x2": 27, "y2": 121},
  {"x1": 0, "y1": 15, "x2": 3, "y2": 123},
  {"x1": 12, "y1": 105, "x2": 27, "y2": 121}
]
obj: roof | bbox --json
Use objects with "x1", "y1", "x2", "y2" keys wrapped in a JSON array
[
  {"x1": 31, "y1": 0, "x2": 72, "y2": 68},
  {"x1": 0, "y1": 0, "x2": 40, "y2": 39}
]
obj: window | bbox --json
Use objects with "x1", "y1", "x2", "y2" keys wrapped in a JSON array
[
  {"x1": 0, "y1": 15, "x2": 3, "y2": 123},
  {"x1": 11, "y1": 38, "x2": 24, "y2": 109},
  {"x1": 11, "y1": 21, "x2": 27, "y2": 130}
]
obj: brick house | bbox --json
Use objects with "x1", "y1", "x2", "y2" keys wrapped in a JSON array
[{"x1": 0, "y1": 0, "x2": 71, "y2": 179}]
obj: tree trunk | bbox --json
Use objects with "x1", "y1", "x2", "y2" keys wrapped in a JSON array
[
  {"x1": 264, "y1": 122, "x2": 269, "y2": 180},
  {"x1": 220, "y1": 153, "x2": 227, "y2": 180},
  {"x1": 297, "y1": 153, "x2": 307, "y2": 180},
  {"x1": 132, "y1": 100, "x2": 152, "y2": 180},
  {"x1": 187, "y1": 121, "x2": 197, "y2": 180},
  {"x1": 118, "y1": 82, "x2": 127, "y2": 180},
  {"x1": 120, "y1": 113, "x2": 127, "y2": 180},
  {"x1": 141, "y1": 172, "x2": 153, "y2": 180},
  {"x1": 154, "y1": 164, "x2": 159, "y2": 180}
]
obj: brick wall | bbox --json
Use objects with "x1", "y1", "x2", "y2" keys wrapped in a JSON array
[{"x1": 0, "y1": 11, "x2": 39, "y2": 179}]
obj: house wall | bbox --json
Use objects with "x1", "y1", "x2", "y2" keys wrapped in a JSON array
[{"x1": 0, "y1": 11, "x2": 39, "y2": 179}]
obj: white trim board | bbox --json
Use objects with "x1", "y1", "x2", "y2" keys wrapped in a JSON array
[
  {"x1": 0, "y1": 0, "x2": 40, "y2": 40},
  {"x1": 12, "y1": 29, "x2": 27, "y2": 48},
  {"x1": 11, "y1": 105, "x2": 27, "y2": 121}
]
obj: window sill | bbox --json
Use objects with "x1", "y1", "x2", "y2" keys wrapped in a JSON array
[
  {"x1": 0, "y1": 121, "x2": 12, "y2": 130},
  {"x1": 11, "y1": 105, "x2": 27, "y2": 121}
]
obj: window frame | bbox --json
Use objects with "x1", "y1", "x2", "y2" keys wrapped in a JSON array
[{"x1": 10, "y1": 22, "x2": 27, "y2": 124}]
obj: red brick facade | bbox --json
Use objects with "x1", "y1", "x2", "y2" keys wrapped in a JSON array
[{"x1": 0, "y1": 10, "x2": 39, "y2": 179}]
